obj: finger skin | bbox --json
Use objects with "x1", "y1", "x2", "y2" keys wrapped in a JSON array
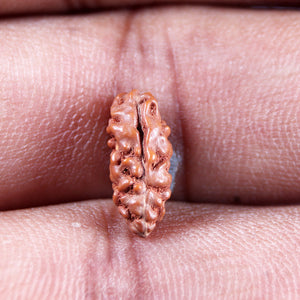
[
  {"x1": 0, "y1": 0, "x2": 300, "y2": 15},
  {"x1": 0, "y1": 200, "x2": 299, "y2": 299},
  {"x1": 1, "y1": 8, "x2": 300, "y2": 209}
]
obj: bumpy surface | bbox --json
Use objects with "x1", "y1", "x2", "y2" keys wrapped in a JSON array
[{"x1": 106, "y1": 90, "x2": 173, "y2": 237}]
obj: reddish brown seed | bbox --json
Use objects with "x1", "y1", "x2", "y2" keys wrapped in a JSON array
[{"x1": 107, "y1": 90, "x2": 173, "y2": 237}]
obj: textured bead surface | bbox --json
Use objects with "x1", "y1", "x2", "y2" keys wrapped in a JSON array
[{"x1": 107, "y1": 90, "x2": 173, "y2": 237}]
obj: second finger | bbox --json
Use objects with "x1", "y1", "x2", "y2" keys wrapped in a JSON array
[{"x1": 1, "y1": 7, "x2": 300, "y2": 209}]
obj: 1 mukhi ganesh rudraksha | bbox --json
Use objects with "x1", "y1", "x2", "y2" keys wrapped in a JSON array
[{"x1": 106, "y1": 90, "x2": 173, "y2": 237}]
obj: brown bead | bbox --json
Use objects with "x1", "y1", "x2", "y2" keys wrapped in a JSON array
[{"x1": 107, "y1": 90, "x2": 173, "y2": 237}]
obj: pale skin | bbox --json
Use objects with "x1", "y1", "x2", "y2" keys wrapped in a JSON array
[{"x1": 1, "y1": 0, "x2": 300, "y2": 298}]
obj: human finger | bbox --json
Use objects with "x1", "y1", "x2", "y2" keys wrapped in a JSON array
[
  {"x1": 1, "y1": 7, "x2": 300, "y2": 209},
  {"x1": 0, "y1": 0, "x2": 299, "y2": 16},
  {"x1": 1, "y1": 200, "x2": 299, "y2": 299}
]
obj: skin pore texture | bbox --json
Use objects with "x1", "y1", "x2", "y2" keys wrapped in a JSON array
[
  {"x1": 1, "y1": 7, "x2": 300, "y2": 208},
  {"x1": 1, "y1": 200, "x2": 299, "y2": 299},
  {"x1": 1, "y1": 2, "x2": 300, "y2": 299}
]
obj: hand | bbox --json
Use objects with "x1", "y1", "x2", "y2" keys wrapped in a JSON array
[{"x1": 1, "y1": 1, "x2": 300, "y2": 298}]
